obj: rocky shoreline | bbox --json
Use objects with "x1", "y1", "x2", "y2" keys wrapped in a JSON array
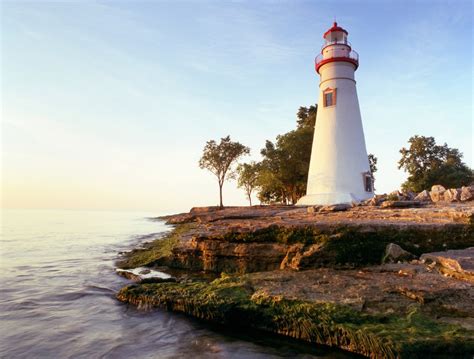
[{"x1": 116, "y1": 201, "x2": 474, "y2": 358}]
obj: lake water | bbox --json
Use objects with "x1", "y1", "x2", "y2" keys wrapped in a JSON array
[{"x1": 0, "y1": 209, "x2": 352, "y2": 358}]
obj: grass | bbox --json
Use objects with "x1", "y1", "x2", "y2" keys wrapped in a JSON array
[
  {"x1": 117, "y1": 276, "x2": 474, "y2": 358},
  {"x1": 116, "y1": 223, "x2": 195, "y2": 269}
]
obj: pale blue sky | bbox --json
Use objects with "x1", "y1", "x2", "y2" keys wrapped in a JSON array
[{"x1": 2, "y1": 0, "x2": 472, "y2": 212}]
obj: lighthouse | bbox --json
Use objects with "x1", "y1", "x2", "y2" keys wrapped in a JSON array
[{"x1": 298, "y1": 22, "x2": 374, "y2": 206}]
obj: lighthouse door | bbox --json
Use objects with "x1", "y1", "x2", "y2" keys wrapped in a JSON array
[{"x1": 363, "y1": 173, "x2": 373, "y2": 192}]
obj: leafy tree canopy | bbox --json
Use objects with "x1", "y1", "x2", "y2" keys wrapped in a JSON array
[
  {"x1": 257, "y1": 106, "x2": 315, "y2": 204},
  {"x1": 368, "y1": 154, "x2": 378, "y2": 177},
  {"x1": 236, "y1": 162, "x2": 260, "y2": 206},
  {"x1": 398, "y1": 135, "x2": 473, "y2": 192},
  {"x1": 296, "y1": 105, "x2": 317, "y2": 129},
  {"x1": 199, "y1": 135, "x2": 249, "y2": 207}
]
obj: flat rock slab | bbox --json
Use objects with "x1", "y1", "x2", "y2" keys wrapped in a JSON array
[
  {"x1": 118, "y1": 263, "x2": 474, "y2": 357},
  {"x1": 162, "y1": 203, "x2": 473, "y2": 230},
  {"x1": 380, "y1": 200, "x2": 425, "y2": 208},
  {"x1": 421, "y1": 247, "x2": 474, "y2": 282},
  {"x1": 247, "y1": 264, "x2": 474, "y2": 319}
]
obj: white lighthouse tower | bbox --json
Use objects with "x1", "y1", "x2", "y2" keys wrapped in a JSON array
[{"x1": 298, "y1": 22, "x2": 374, "y2": 206}]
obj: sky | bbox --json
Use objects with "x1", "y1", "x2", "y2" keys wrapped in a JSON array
[{"x1": 1, "y1": 0, "x2": 472, "y2": 213}]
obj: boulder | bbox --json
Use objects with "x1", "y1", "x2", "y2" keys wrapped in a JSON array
[
  {"x1": 461, "y1": 186, "x2": 474, "y2": 202},
  {"x1": 421, "y1": 247, "x2": 474, "y2": 283},
  {"x1": 319, "y1": 203, "x2": 352, "y2": 212},
  {"x1": 364, "y1": 197, "x2": 379, "y2": 206},
  {"x1": 308, "y1": 203, "x2": 351, "y2": 213},
  {"x1": 444, "y1": 188, "x2": 461, "y2": 202},
  {"x1": 431, "y1": 184, "x2": 446, "y2": 192},
  {"x1": 388, "y1": 190, "x2": 402, "y2": 201},
  {"x1": 414, "y1": 190, "x2": 431, "y2": 202},
  {"x1": 401, "y1": 191, "x2": 416, "y2": 200},
  {"x1": 380, "y1": 200, "x2": 424, "y2": 209},
  {"x1": 361, "y1": 195, "x2": 386, "y2": 206},
  {"x1": 383, "y1": 243, "x2": 416, "y2": 263},
  {"x1": 430, "y1": 185, "x2": 446, "y2": 202}
]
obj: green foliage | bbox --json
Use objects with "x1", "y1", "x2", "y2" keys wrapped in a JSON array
[
  {"x1": 368, "y1": 153, "x2": 378, "y2": 177},
  {"x1": 399, "y1": 135, "x2": 473, "y2": 192},
  {"x1": 236, "y1": 162, "x2": 260, "y2": 206},
  {"x1": 296, "y1": 105, "x2": 317, "y2": 129},
  {"x1": 257, "y1": 106, "x2": 315, "y2": 204},
  {"x1": 199, "y1": 135, "x2": 250, "y2": 207}
]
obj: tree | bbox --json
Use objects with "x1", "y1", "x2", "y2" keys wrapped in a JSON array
[
  {"x1": 368, "y1": 153, "x2": 378, "y2": 176},
  {"x1": 398, "y1": 135, "x2": 473, "y2": 192},
  {"x1": 236, "y1": 162, "x2": 260, "y2": 206},
  {"x1": 257, "y1": 109, "x2": 315, "y2": 204},
  {"x1": 368, "y1": 153, "x2": 377, "y2": 190},
  {"x1": 296, "y1": 105, "x2": 317, "y2": 129},
  {"x1": 255, "y1": 166, "x2": 286, "y2": 204},
  {"x1": 199, "y1": 135, "x2": 250, "y2": 208},
  {"x1": 255, "y1": 105, "x2": 316, "y2": 204}
]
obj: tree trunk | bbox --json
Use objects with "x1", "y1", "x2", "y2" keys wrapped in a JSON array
[
  {"x1": 219, "y1": 184, "x2": 223, "y2": 208},
  {"x1": 248, "y1": 194, "x2": 252, "y2": 206}
]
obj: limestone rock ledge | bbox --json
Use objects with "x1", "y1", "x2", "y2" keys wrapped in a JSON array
[
  {"x1": 116, "y1": 205, "x2": 474, "y2": 358},
  {"x1": 117, "y1": 204, "x2": 474, "y2": 273},
  {"x1": 117, "y1": 263, "x2": 474, "y2": 358}
]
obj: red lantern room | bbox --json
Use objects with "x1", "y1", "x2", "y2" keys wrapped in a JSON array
[
  {"x1": 323, "y1": 21, "x2": 348, "y2": 43},
  {"x1": 315, "y1": 22, "x2": 359, "y2": 74}
]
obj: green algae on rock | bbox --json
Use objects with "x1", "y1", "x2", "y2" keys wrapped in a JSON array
[
  {"x1": 118, "y1": 223, "x2": 473, "y2": 274},
  {"x1": 117, "y1": 273, "x2": 474, "y2": 358},
  {"x1": 116, "y1": 223, "x2": 195, "y2": 269}
]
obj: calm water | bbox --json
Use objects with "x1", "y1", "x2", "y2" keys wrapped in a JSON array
[{"x1": 0, "y1": 209, "x2": 351, "y2": 359}]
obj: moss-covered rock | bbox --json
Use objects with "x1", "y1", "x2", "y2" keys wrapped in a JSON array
[
  {"x1": 118, "y1": 206, "x2": 474, "y2": 274},
  {"x1": 116, "y1": 223, "x2": 195, "y2": 269},
  {"x1": 117, "y1": 221, "x2": 473, "y2": 273},
  {"x1": 117, "y1": 275, "x2": 474, "y2": 358}
]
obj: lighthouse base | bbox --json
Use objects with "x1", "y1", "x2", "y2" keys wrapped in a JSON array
[{"x1": 296, "y1": 192, "x2": 373, "y2": 206}]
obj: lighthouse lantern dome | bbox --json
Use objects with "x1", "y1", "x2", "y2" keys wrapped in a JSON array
[
  {"x1": 323, "y1": 22, "x2": 349, "y2": 45},
  {"x1": 316, "y1": 21, "x2": 358, "y2": 74}
]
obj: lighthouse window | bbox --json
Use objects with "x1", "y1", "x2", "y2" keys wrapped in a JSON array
[
  {"x1": 323, "y1": 88, "x2": 337, "y2": 107},
  {"x1": 325, "y1": 93, "x2": 333, "y2": 106}
]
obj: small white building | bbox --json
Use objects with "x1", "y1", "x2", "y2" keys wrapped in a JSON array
[{"x1": 298, "y1": 22, "x2": 374, "y2": 206}]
